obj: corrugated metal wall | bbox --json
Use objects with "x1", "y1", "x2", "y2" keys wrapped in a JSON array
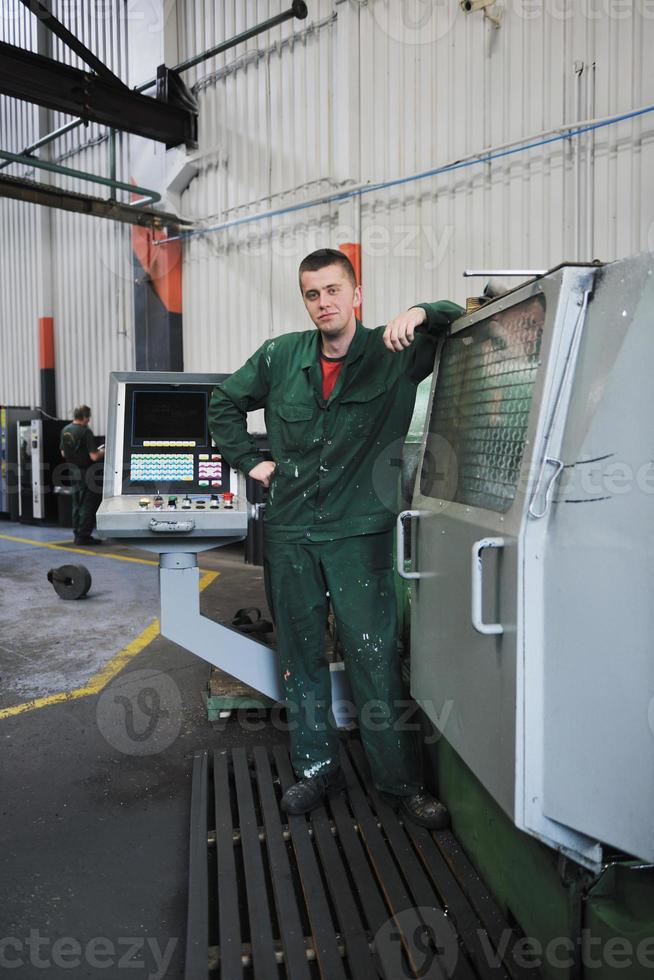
[
  {"x1": 179, "y1": 0, "x2": 654, "y2": 376},
  {"x1": 0, "y1": 4, "x2": 40, "y2": 408},
  {"x1": 2, "y1": 0, "x2": 653, "y2": 428},
  {"x1": 358, "y1": 0, "x2": 654, "y2": 318},
  {"x1": 0, "y1": 0, "x2": 134, "y2": 431},
  {"x1": 178, "y1": 0, "x2": 338, "y2": 376}
]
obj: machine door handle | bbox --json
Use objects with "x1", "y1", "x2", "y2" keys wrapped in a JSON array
[
  {"x1": 149, "y1": 518, "x2": 195, "y2": 533},
  {"x1": 396, "y1": 510, "x2": 432, "y2": 580},
  {"x1": 471, "y1": 537, "x2": 505, "y2": 635}
]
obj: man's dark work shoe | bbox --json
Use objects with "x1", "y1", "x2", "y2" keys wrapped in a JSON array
[
  {"x1": 399, "y1": 789, "x2": 450, "y2": 830},
  {"x1": 74, "y1": 536, "x2": 102, "y2": 546},
  {"x1": 281, "y1": 768, "x2": 344, "y2": 815}
]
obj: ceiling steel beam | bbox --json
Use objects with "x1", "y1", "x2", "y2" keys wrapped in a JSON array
[
  {"x1": 0, "y1": 174, "x2": 189, "y2": 230},
  {"x1": 17, "y1": 0, "x2": 127, "y2": 88},
  {"x1": 0, "y1": 41, "x2": 197, "y2": 147}
]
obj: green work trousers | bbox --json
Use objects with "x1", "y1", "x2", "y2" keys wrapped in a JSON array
[
  {"x1": 264, "y1": 530, "x2": 422, "y2": 795},
  {"x1": 71, "y1": 477, "x2": 100, "y2": 538}
]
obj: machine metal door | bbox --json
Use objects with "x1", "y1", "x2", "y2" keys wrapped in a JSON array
[
  {"x1": 406, "y1": 271, "x2": 596, "y2": 833},
  {"x1": 407, "y1": 289, "x2": 549, "y2": 816},
  {"x1": 17, "y1": 421, "x2": 32, "y2": 521},
  {"x1": 31, "y1": 420, "x2": 44, "y2": 520}
]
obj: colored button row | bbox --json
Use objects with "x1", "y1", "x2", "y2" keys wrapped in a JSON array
[
  {"x1": 132, "y1": 464, "x2": 193, "y2": 471},
  {"x1": 131, "y1": 459, "x2": 193, "y2": 473},
  {"x1": 142, "y1": 440, "x2": 197, "y2": 447},
  {"x1": 132, "y1": 473, "x2": 194, "y2": 482},
  {"x1": 198, "y1": 480, "x2": 223, "y2": 487},
  {"x1": 131, "y1": 464, "x2": 193, "y2": 472},
  {"x1": 131, "y1": 469, "x2": 193, "y2": 475},
  {"x1": 133, "y1": 453, "x2": 194, "y2": 462},
  {"x1": 198, "y1": 453, "x2": 221, "y2": 461}
]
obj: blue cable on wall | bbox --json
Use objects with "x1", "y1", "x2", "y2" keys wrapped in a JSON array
[{"x1": 157, "y1": 103, "x2": 654, "y2": 245}]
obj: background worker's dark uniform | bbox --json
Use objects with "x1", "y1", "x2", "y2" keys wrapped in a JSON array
[
  {"x1": 59, "y1": 422, "x2": 102, "y2": 540},
  {"x1": 208, "y1": 301, "x2": 463, "y2": 793}
]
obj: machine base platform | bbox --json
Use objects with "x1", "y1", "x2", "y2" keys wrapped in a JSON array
[
  {"x1": 185, "y1": 738, "x2": 541, "y2": 980},
  {"x1": 206, "y1": 667, "x2": 275, "y2": 720}
]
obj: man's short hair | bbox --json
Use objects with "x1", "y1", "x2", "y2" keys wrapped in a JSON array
[
  {"x1": 299, "y1": 249, "x2": 356, "y2": 289},
  {"x1": 73, "y1": 405, "x2": 91, "y2": 421}
]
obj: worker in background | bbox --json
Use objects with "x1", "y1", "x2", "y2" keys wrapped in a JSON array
[
  {"x1": 60, "y1": 405, "x2": 105, "y2": 546},
  {"x1": 209, "y1": 249, "x2": 463, "y2": 827}
]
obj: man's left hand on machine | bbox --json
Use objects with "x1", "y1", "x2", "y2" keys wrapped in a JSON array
[{"x1": 383, "y1": 306, "x2": 428, "y2": 351}]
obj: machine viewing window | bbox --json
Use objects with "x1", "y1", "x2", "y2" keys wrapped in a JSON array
[
  {"x1": 421, "y1": 294, "x2": 545, "y2": 512},
  {"x1": 132, "y1": 390, "x2": 207, "y2": 444}
]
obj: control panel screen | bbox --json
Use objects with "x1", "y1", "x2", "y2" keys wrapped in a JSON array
[
  {"x1": 132, "y1": 390, "x2": 207, "y2": 444},
  {"x1": 120, "y1": 381, "x2": 231, "y2": 496}
]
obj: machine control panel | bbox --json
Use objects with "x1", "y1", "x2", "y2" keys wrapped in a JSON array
[
  {"x1": 120, "y1": 383, "x2": 231, "y2": 496},
  {"x1": 134, "y1": 492, "x2": 234, "y2": 510},
  {"x1": 97, "y1": 372, "x2": 250, "y2": 546}
]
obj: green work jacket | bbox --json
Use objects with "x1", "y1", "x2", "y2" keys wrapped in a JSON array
[
  {"x1": 208, "y1": 300, "x2": 463, "y2": 542},
  {"x1": 60, "y1": 422, "x2": 96, "y2": 472}
]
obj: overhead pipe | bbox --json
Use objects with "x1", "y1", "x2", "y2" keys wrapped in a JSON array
[
  {"x1": 152, "y1": 102, "x2": 654, "y2": 246},
  {"x1": 0, "y1": 148, "x2": 161, "y2": 205},
  {"x1": 160, "y1": 0, "x2": 307, "y2": 78}
]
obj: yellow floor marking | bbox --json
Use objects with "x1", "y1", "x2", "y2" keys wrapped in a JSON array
[
  {"x1": 0, "y1": 569, "x2": 219, "y2": 721},
  {"x1": 0, "y1": 532, "x2": 159, "y2": 566},
  {"x1": 0, "y1": 532, "x2": 218, "y2": 571}
]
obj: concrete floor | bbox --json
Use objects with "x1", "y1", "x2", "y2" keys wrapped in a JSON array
[{"x1": 0, "y1": 519, "x2": 286, "y2": 979}]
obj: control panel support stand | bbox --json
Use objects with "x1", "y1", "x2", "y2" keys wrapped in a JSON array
[{"x1": 158, "y1": 555, "x2": 353, "y2": 727}]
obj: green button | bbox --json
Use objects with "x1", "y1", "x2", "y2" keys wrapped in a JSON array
[{"x1": 199, "y1": 480, "x2": 209, "y2": 486}]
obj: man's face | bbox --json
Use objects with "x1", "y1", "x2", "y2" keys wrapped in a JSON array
[{"x1": 300, "y1": 264, "x2": 362, "y2": 340}]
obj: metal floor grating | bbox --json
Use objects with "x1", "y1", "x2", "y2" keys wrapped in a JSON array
[{"x1": 184, "y1": 738, "x2": 542, "y2": 980}]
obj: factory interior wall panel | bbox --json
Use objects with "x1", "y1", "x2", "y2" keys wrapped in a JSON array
[
  {"x1": 0, "y1": 5, "x2": 41, "y2": 408},
  {"x1": 51, "y1": 202, "x2": 134, "y2": 434},
  {"x1": 357, "y1": 0, "x2": 654, "y2": 320},
  {"x1": 42, "y1": 128, "x2": 135, "y2": 435},
  {"x1": 0, "y1": 1, "x2": 134, "y2": 429},
  {"x1": 0, "y1": 66, "x2": 37, "y2": 400},
  {"x1": 1, "y1": 0, "x2": 653, "y2": 413},
  {"x1": 0, "y1": 0, "x2": 37, "y2": 56},
  {"x1": 0, "y1": 197, "x2": 41, "y2": 408},
  {"x1": 177, "y1": 1, "x2": 654, "y2": 372},
  {"x1": 180, "y1": 0, "x2": 337, "y2": 379}
]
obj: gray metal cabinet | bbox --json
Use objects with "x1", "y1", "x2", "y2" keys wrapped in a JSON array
[{"x1": 408, "y1": 255, "x2": 654, "y2": 869}]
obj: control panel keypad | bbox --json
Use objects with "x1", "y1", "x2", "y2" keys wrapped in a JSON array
[
  {"x1": 130, "y1": 453, "x2": 194, "y2": 482},
  {"x1": 198, "y1": 453, "x2": 222, "y2": 487}
]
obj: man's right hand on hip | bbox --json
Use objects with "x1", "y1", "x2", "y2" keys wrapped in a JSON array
[{"x1": 248, "y1": 460, "x2": 277, "y2": 487}]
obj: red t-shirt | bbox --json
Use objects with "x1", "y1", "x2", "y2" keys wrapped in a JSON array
[{"x1": 320, "y1": 352, "x2": 346, "y2": 400}]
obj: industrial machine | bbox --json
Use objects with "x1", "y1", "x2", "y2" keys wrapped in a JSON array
[
  {"x1": 98, "y1": 374, "x2": 240, "y2": 544},
  {"x1": 97, "y1": 372, "x2": 350, "y2": 716},
  {"x1": 16, "y1": 415, "x2": 69, "y2": 524},
  {"x1": 0, "y1": 405, "x2": 32, "y2": 520},
  {"x1": 401, "y1": 253, "x2": 654, "y2": 871}
]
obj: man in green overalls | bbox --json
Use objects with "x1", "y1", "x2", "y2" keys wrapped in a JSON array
[
  {"x1": 60, "y1": 405, "x2": 105, "y2": 546},
  {"x1": 209, "y1": 249, "x2": 463, "y2": 827}
]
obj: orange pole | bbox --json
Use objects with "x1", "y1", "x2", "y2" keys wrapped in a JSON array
[
  {"x1": 38, "y1": 316, "x2": 55, "y2": 369},
  {"x1": 339, "y1": 242, "x2": 362, "y2": 320}
]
